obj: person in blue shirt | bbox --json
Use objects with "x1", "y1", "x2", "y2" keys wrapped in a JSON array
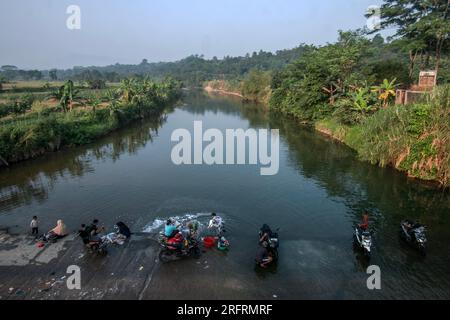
[{"x1": 164, "y1": 219, "x2": 178, "y2": 238}]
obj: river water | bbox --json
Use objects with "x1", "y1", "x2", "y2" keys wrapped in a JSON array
[{"x1": 0, "y1": 91, "x2": 449, "y2": 299}]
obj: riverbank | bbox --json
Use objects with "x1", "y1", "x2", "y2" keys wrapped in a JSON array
[
  {"x1": 203, "y1": 84, "x2": 450, "y2": 188},
  {"x1": 204, "y1": 85, "x2": 244, "y2": 99},
  {"x1": 314, "y1": 88, "x2": 449, "y2": 188},
  {"x1": 0, "y1": 78, "x2": 182, "y2": 168}
]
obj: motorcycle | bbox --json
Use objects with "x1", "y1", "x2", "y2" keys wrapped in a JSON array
[
  {"x1": 158, "y1": 232, "x2": 201, "y2": 263},
  {"x1": 256, "y1": 225, "x2": 279, "y2": 267},
  {"x1": 354, "y1": 227, "x2": 372, "y2": 258},
  {"x1": 400, "y1": 220, "x2": 427, "y2": 256},
  {"x1": 86, "y1": 237, "x2": 108, "y2": 255}
]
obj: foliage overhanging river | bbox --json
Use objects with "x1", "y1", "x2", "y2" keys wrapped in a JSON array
[{"x1": 0, "y1": 91, "x2": 449, "y2": 299}]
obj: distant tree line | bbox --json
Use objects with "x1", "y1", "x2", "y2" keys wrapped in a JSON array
[
  {"x1": 0, "y1": 46, "x2": 311, "y2": 87},
  {"x1": 0, "y1": 65, "x2": 43, "y2": 81}
]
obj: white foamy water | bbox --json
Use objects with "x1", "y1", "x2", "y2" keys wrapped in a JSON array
[{"x1": 142, "y1": 212, "x2": 216, "y2": 233}]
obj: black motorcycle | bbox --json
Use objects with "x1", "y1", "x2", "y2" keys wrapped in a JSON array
[
  {"x1": 255, "y1": 225, "x2": 279, "y2": 267},
  {"x1": 400, "y1": 220, "x2": 427, "y2": 256},
  {"x1": 158, "y1": 232, "x2": 201, "y2": 263},
  {"x1": 86, "y1": 237, "x2": 108, "y2": 255},
  {"x1": 78, "y1": 228, "x2": 108, "y2": 255},
  {"x1": 354, "y1": 226, "x2": 372, "y2": 258}
]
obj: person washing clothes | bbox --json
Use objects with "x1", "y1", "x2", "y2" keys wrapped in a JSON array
[
  {"x1": 208, "y1": 213, "x2": 225, "y2": 236},
  {"x1": 43, "y1": 219, "x2": 68, "y2": 242}
]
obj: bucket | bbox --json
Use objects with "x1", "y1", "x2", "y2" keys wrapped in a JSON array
[{"x1": 203, "y1": 236, "x2": 216, "y2": 248}]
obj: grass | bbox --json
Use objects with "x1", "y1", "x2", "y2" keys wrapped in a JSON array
[
  {"x1": 0, "y1": 80, "x2": 181, "y2": 166},
  {"x1": 314, "y1": 85, "x2": 450, "y2": 187},
  {"x1": 1, "y1": 80, "x2": 65, "y2": 89}
]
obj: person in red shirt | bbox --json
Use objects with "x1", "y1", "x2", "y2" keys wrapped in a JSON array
[{"x1": 358, "y1": 213, "x2": 369, "y2": 230}]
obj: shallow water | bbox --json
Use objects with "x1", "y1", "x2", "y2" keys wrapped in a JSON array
[{"x1": 0, "y1": 91, "x2": 449, "y2": 299}]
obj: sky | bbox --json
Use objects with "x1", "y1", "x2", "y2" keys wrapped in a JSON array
[{"x1": 0, "y1": 0, "x2": 385, "y2": 69}]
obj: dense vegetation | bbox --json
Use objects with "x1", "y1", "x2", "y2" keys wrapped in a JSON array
[
  {"x1": 267, "y1": 1, "x2": 450, "y2": 186},
  {"x1": 0, "y1": 77, "x2": 181, "y2": 166},
  {"x1": 316, "y1": 85, "x2": 449, "y2": 186},
  {"x1": 203, "y1": 1, "x2": 450, "y2": 186},
  {"x1": 1, "y1": 0, "x2": 448, "y2": 185},
  {"x1": 0, "y1": 46, "x2": 309, "y2": 88}
]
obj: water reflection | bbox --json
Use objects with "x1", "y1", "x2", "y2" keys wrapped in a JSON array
[
  {"x1": 0, "y1": 92, "x2": 449, "y2": 299},
  {"x1": 268, "y1": 113, "x2": 450, "y2": 231},
  {"x1": 0, "y1": 115, "x2": 167, "y2": 214}
]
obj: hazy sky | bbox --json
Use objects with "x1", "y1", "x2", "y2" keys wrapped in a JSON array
[{"x1": 0, "y1": 0, "x2": 384, "y2": 69}]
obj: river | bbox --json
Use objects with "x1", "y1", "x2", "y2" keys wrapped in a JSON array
[{"x1": 0, "y1": 91, "x2": 449, "y2": 299}]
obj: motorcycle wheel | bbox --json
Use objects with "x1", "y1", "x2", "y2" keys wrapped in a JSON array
[
  {"x1": 159, "y1": 250, "x2": 175, "y2": 263},
  {"x1": 191, "y1": 246, "x2": 201, "y2": 259}
]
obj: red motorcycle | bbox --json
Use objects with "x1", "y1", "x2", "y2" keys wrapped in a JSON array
[{"x1": 158, "y1": 232, "x2": 201, "y2": 263}]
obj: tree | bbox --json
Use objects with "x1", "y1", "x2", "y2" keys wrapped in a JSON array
[
  {"x1": 371, "y1": 78, "x2": 399, "y2": 108},
  {"x1": 87, "y1": 79, "x2": 106, "y2": 89},
  {"x1": 49, "y1": 80, "x2": 78, "y2": 112},
  {"x1": 86, "y1": 94, "x2": 101, "y2": 114},
  {"x1": 49, "y1": 69, "x2": 58, "y2": 81},
  {"x1": 374, "y1": 0, "x2": 450, "y2": 75},
  {"x1": 241, "y1": 69, "x2": 271, "y2": 102},
  {"x1": 1, "y1": 65, "x2": 18, "y2": 71},
  {"x1": 270, "y1": 31, "x2": 371, "y2": 120},
  {"x1": 0, "y1": 76, "x2": 5, "y2": 92}
]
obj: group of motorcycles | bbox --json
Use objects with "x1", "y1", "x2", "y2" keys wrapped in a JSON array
[
  {"x1": 158, "y1": 220, "x2": 280, "y2": 268},
  {"x1": 79, "y1": 215, "x2": 427, "y2": 266},
  {"x1": 354, "y1": 219, "x2": 428, "y2": 258}
]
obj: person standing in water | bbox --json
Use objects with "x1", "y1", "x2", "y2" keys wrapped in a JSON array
[
  {"x1": 358, "y1": 213, "x2": 370, "y2": 231},
  {"x1": 208, "y1": 213, "x2": 225, "y2": 236},
  {"x1": 30, "y1": 216, "x2": 39, "y2": 236}
]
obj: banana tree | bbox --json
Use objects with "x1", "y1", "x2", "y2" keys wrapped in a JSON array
[
  {"x1": 120, "y1": 78, "x2": 137, "y2": 103},
  {"x1": 372, "y1": 78, "x2": 399, "y2": 108},
  {"x1": 86, "y1": 93, "x2": 101, "y2": 114},
  {"x1": 49, "y1": 80, "x2": 78, "y2": 112},
  {"x1": 351, "y1": 87, "x2": 376, "y2": 114},
  {"x1": 61, "y1": 80, "x2": 78, "y2": 112}
]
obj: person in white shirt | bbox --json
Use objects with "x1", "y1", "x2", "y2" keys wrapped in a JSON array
[
  {"x1": 208, "y1": 213, "x2": 225, "y2": 236},
  {"x1": 30, "y1": 216, "x2": 39, "y2": 236}
]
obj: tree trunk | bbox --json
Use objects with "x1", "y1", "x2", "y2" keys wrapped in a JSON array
[
  {"x1": 435, "y1": 38, "x2": 442, "y2": 75},
  {"x1": 409, "y1": 50, "x2": 419, "y2": 80},
  {"x1": 436, "y1": 0, "x2": 450, "y2": 74}
]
